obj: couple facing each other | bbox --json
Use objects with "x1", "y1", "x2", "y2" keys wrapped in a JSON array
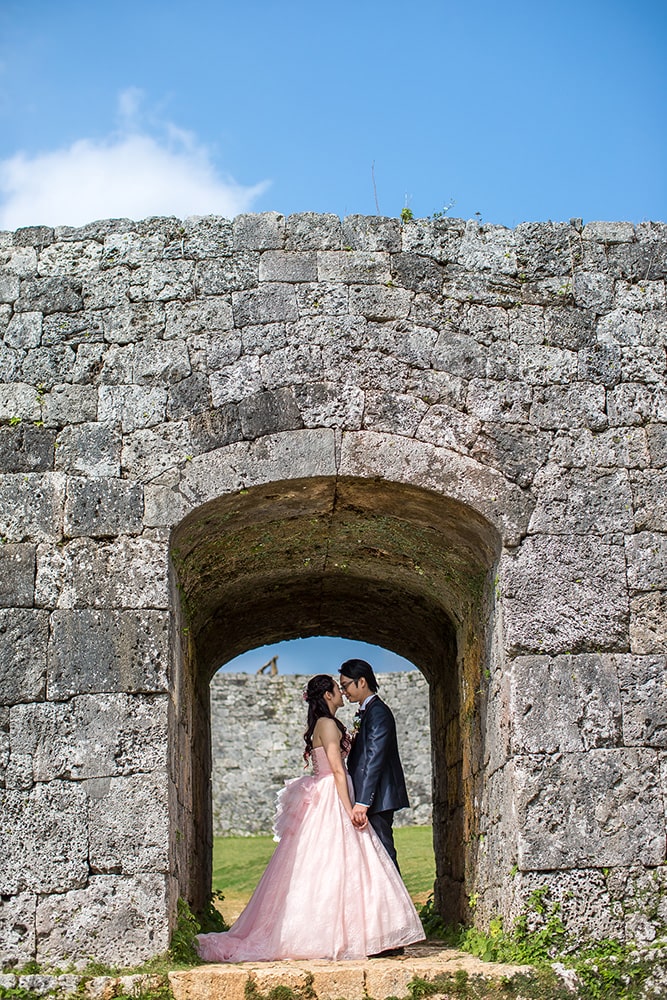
[{"x1": 197, "y1": 658, "x2": 425, "y2": 962}]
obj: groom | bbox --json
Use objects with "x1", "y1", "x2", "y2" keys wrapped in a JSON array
[{"x1": 340, "y1": 658, "x2": 409, "y2": 871}]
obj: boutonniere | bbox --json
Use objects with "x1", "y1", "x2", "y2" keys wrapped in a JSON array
[{"x1": 352, "y1": 710, "x2": 362, "y2": 736}]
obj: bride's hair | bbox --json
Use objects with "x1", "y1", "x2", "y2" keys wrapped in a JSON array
[{"x1": 303, "y1": 674, "x2": 348, "y2": 762}]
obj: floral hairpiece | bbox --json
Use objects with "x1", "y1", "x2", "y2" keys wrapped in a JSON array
[{"x1": 302, "y1": 687, "x2": 309, "y2": 701}]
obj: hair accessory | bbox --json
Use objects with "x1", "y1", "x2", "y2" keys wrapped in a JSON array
[{"x1": 302, "y1": 687, "x2": 309, "y2": 701}]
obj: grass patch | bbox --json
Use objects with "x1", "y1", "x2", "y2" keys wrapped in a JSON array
[{"x1": 212, "y1": 824, "x2": 435, "y2": 920}]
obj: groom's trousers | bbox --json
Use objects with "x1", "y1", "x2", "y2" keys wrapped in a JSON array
[{"x1": 369, "y1": 810, "x2": 399, "y2": 872}]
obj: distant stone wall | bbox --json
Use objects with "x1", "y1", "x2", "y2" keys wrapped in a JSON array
[{"x1": 210, "y1": 671, "x2": 431, "y2": 835}]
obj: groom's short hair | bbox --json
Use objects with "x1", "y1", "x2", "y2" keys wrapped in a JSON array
[{"x1": 340, "y1": 658, "x2": 379, "y2": 693}]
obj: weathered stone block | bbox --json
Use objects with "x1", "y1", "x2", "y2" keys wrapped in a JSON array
[
  {"x1": 0, "y1": 893, "x2": 36, "y2": 966},
  {"x1": 0, "y1": 782, "x2": 88, "y2": 893},
  {"x1": 607, "y1": 382, "x2": 661, "y2": 426},
  {"x1": 416, "y1": 403, "x2": 480, "y2": 453},
  {"x1": 631, "y1": 469, "x2": 667, "y2": 530},
  {"x1": 0, "y1": 272, "x2": 20, "y2": 302},
  {"x1": 38, "y1": 239, "x2": 102, "y2": 277},
  {"x1": 501, "y1": 535, "x2": 628, "y2": 655},
  {"x1": 0, "y1": 544, "x2": 35, "y2": 607},
  {"x1": 293, "y1": 382, "x2": 364, "y2": 430},
  {"x1": 164, "y1": 297, "x2": 234, "y2": 339},
  {"x1": 133, "y1": 339, "x2": 191, "y2": 385},
  {"x1": 55, "y1": 422, "x2": 121, "y2": 478},
  {"x1": 98, "y1": 384, "x2": 167, "y2": 432},
  {"x1": 42, "y1": 309, "x2": 104, "y2": 346},
  {"x1": 35, "y1": 536, "x2": 169, "y2": 610},
  {"x1": 0, "y1": 425, "x2": 56, "y2": 472},
  {"x1": 0, "y1": 472, "x2": 65, "y2": 542},
  {"x1": 459, "y1": 222, "x2": 517, "y2": 274},
  {"x1": 630, "y1": 592, "x2": 667, "y2": 653},
  {"x1": 0, "y1": 383, "x2": 41, "y2": 422},
  {"x1": 0, "y1": 609, "x2": 48, "y2": 704},
  {"x1": 543, "y1": 305, "x2": 595, "y2": 350},
  {"x1": 349, "y1": 283, "x2": 412, "y2": 321},
  {"x1": 41, "y1": 384, "x2": 97, "y2": 428},
  {"x1": 578, "y1": 341, "x2": 622, "y2": 385},
  {"x1": 516, "y1": 749, "x2": 664, "y2": 868},
  {"x1": 471, "y1": 423, "x2": 552, "y2": 487},
  {"x1": 195, "y1": 253, "x2": 259, "y2": 295},
  {"x1": 181, "y1": 215, "x2": 234, "y2": 259},
  {"x1": 614, "y1": 653, "x2": 667, "y2": 746},
  {"x1": 295, "y1": 281, "x2": 349, "y2": 317},
  {"x1": 432, "y1": 330, "x2": 486, "y2": 379},
  {"x1": 466, "y1": 379, "x2": 532, "y2": 424},
  {"x1": 121, "y1": 421, "x2": 192, "y2": 481},
  {"x1": 128, "y1": 261, "x2": 195, "y2": 303},
  {"x1": 530, "y1": 383, "x2": 607, "y2": 431},
  {"x1": 625, "y1": 531, "x2": 667, "y2": 591},
  {"x1": 15, "y1": 277, "x2": 82, "y2": 314},
  {"x1": 286, "y1": 212, "x2": 341, "y2": 250},
  {"x1": 582, "y1": 221, "x2": 635, "y2": 244},
  {"x1": 88, "y1": 771, "x2": 169, "y2": 874},
  {"x1": 505, "y1": 870, "x2": 624, "y2": 940},
  {"x1": 647, "y1": 424, "x2": 667, "y2": 467},
  {"x1": 362, "y1": 391, "x2": 427, "y2": 437},
  {"x1": 64, "y1": 478, "x2": 144, "y2": 538},
  {"x1": 36, "y1": 874, "x2": 171, "y2": 965},
  {"x1": 5, "y1": 312, "x2": 42, "y2": 349},
  {"x1": 102, "y1": 300, "x2": 165, "y2": 342},
  {"x1": 189, "y1": 404, "x2": 243, "y2": 453},
  {"x1": 233, "y1": 212, "x2": 285, "y2": 251},
  {"x1": 258, "y1": 251, "x2": 317, "y2": 283},
  {"x1": 342, "y1": 215, "x2": 401, "y2": 252},
  {"x1": 573, "y1": 271, "x2": 614, "y2": 312},
  {"x1": 167, "y1": 373, "x2": 211, "y2": 420},
  {"x1": 390, "y1": 252, "x2": 443, "y2": 295},
  {"x1": 10, "y1": 694, "x2": 169, "y2": 779},
  {"x1": 549, "y1": 427, "x2": 650, "y2": 469},
  {"x1": 238, "y1": 388, "x2": 303, "y2": 440},
  {"x1": 259, "y1": 343, "x2": 323, "y2": 388},
  {"x1": 317, "y1": 251, "x2": 390, "y2": 285},
  {"x1": 232, "y1": 284, "x2": 298, "y2": 326},
  {"x1": 528, "y1": 466, "x2": 634, "y2": 534},
  {"x1": 401, "y1": 217, "x2": 465, "y2": 264},
  {"x1": 510, "y1": 654, "x2": 622, "y2": 753}
]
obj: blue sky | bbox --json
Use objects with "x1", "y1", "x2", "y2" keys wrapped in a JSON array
[
  {"x1": 0, "y1": 0, "x2": 665, "y2": 229},
  {"x1": 218, "y1": 637, "x2": 415, "y2": 675}
]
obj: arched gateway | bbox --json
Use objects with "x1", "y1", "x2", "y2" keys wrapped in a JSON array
[{"x1": 0, "y1": 213, "x2": 664, "y2": 964}]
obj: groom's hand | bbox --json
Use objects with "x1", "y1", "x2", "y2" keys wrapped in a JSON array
[{"x1": 351, "y1": 804, "x2": 368, "y2": 828}]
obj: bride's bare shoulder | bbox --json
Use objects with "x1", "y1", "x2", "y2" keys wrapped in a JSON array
[{"x1": 312, "y1": 716, "x2": 339, "y2": 746}]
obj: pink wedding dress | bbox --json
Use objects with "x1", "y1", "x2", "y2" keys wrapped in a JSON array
[{"x1": 197, "y1": 745, "x2": 424, "y2": 961}]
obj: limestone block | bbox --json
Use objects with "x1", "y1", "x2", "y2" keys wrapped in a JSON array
[
  {"x1": 258, "y1": 251, "x2": 317, "y2": 283},
  {"x1": 286, "y1": 212, "x2": 341, "y2": 250},
  {"x1": 607, "y1": 382, "x2": 661, "y2": 426},
  {"x1": 167, "y1": 373, "x2": 211, "y2": 420},
  {"x1": 507, "y1": 304, "x2": 544, "y2": 344},
  {"x1": 0, "y1": 425, "x2": 56, "y2": 472},
  {"x1": 342, "y1": 215, "x2": 401, "y2": 252},
  {"x1": 0, "y1": 892, "x2": 36, "y2": 966},
  {"x1": 121, "y1": 421, "x2": 192, "y2": 481},
  {"x1": 513, "y1": 222, "x2": 576, "y2": 279},
  {"x1": 143, "y1": 484, "x2": 193, "y2": 528},
  {"x1": 500, "y1": 535, "x2": 628, "y2": 655},
  {"x1": 625, "y1": 531, "x2": 667, "y2": 591},
  {"x1": 35, "y1": 536, "x2": 169, "y2": 610},
  {"x1": 642, "y1": 308, "x2": 667, "y2": 345},
  {"x1": 317, "y1": 251, "x2": 391, "y2": 285},
  {"x1": 405, "y1": 369, "x2": 466, "y2": 408},
  {"x1": 128, "y1": 261, "x2": 195, "y2": 303},
  {"x1": 13, "y1": 227, "x2": 55, "y2": 248},
  {"x1": 0, "y1": 383, "x2": 41, "y2": 422},
  {"x1": 510, "y1": 654, "x2": 622, "y2": 753},
  {"x1": 515, "y1": 748, "x2": 664, "y2": 868},
  {"x1": 165, "y1": 297, "x2": 234, "y2": 339},
  {"x1": 306, "y1": 967, "x2": 365, "y2": 1000},
  {"x1": 0, "y1": 472, "x2": 65, "y2": 541},
  {"x1": 233, "y1": 212, "x2": 286, "y2": 251},
  {"x1": 41, "y1": 383, "x2": 97, "y2": 427},
  {"x1": 630, "y1": 592, "x2": 667, "y2": 653},
  {"x1": 543, "y1": 305, "x2": 595, "y2": 350},
  {"x1": 63, "y1": 478, "x2": 144, "y2": 538},
  {"x1": 189, "y1": 404, "x2": 243, "y2": 453},
  {"x1": 88, "y1": 771, "x2": 169, "y2": 874},
  {"x1": 42, "y1": 310, "x2": 105, "y2": 346},
  {"x1": 101, "y1": 231, "x2": 165, "y2": 268},
  {"x1": 631, "y1": 469, "x2": 667, "y2": 530},
  {"x1": 578, "y1": 341, "x2": 622, "y2": 385},
  {"x1": 432, "y1": 330, "x2": 486, "y2": 379},
  {"x1": 14, "y1": 276, "x2": 82, "y2": 314},
  {"x1": 83, "y1": 267, "x2": 131, "y2": 310},
  {"x1": 55, "y1": 422, "x2": 122, "y2": 478},
  {"x1": 466, "y1": 379, "x2": 532, "y2": 424},
  {"x1": 293, "y1": 382, "x2": 364, "y2": 430},
  {"x1": 339, "y1": 431, "x2": 532, "y2": 546},
  {"x1": 238, "y1": 388, "x2": 303, "y2": 440},
  {"x1": 179, "y1": 429, "x2": 337, "y2": 506},
  {"x1": 459, "y1": 222, "x2": 517, "y2": 274},
  {"x1": 38, "y1": 240, "x2": 103, "y2": 276},
  {"x1": 98, "y1": 343, "x2": 135, "y2": 384},
  {"x1": 362, "y1": 391, "x2": 427, "y2": 437},
  {"x1": 36, "y1": 874, "x2": 171, "y2": 965},
  {"x1": 621, "y1": 346, "x2": 667, "y2": 387},
  {"x1": 390, "y1": 252, "x2": 443, "y2": 295},
  {"x1": 528, "y1": 466, "x2": 634, "y2": 535},
  {"x1": 597, "y1": 308, "x2": 643, "y2": 345},
  {"x1": 204, "y1": 331, "x2": 244, "y2": 370},
  {"x1": 0, "y1": 609, "x2": 47, "y2": 704},
  {"x1": 5, "y1": 311, "x2": 42, "y2": 348},
  {"x1": 0, "y1": 271, "x2": 20, "y2": 302},
  {"x1": 572, "y1": 271, "x2": 614, "y2": 312},
  {"x1": 102, "y1": 301, "x2": 165, "y2": 343},
  {"x1": 0, "y1": 543, "x2": 35, "y2": 607},
  {"x1": 98, "y1": 384, "x2": 167, "y2": 432},
  {"x1": 364, "y1": 320, "x2": 437, "y2": 369},
  {"x1": 232, "y1": 284, "x2": 298, "y2": 326},
  {"x1": 295, "y1": 280, "x2": 349, "y2": 317},
  {"x1": 10, "y1": 693, "x2": 169, "y2": 779},
  {"x1": 20, "y1": 344, "x2": 79, "y2": 390},
  {"x1": 349, "y1": 283, "x2": 413, "y2": 322},
  {"x1": 416, "y1": 403, "x2": 480, "y2": 453},
  {"x1": 614, "y1": 279, "x2": 666, "y2": 312},
  {"x1": 608, "y1": 865, "x2": 667, "y2": 943},
  {"x1": 505, "y1": 870, "x2": 624, "y2": 940},
  {"x1": 530, "y1": 383, "x2": 607, "y2": 431},
  {"x1": 613, "y1": 653, "x2": 667, "y2": 746},
  {"x1": 0, "y1": 781, "x2": 88, "y2": 893},
  {"x1": 2, "y1": 245, "x2": 38, "y2": 278},
  {"x1": 548, "y1": 427, "x2": 650, "y2": 469},
  {"x1": 181, "y1": 215, "x2": 234, "y2": 259},
  {"x1": 400, "y1": 217, "x2": 466, "y2": 264},
  {"x1": 582, "y1": 221, "x2": 635, "y2": 244},
  {"x1": 208, "y1": 356, "x2": 262, "y2": 407},
  {"x1": 195, "y1": 254, "x2": 259, "y2": 296},
  {"x1": 647, "y1": 423, "x2": 667, "y2": 467},
  {"x1": 133, "y1": 339, "x2": 192, "y2": 385},
  {"x1": 259, "y1": 343, "x2": 323, "y2": 388}
]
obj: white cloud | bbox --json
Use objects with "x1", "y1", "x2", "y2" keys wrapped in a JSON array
[{"x1": 0, "y1": 93, "x2": 269, "y2": 230}]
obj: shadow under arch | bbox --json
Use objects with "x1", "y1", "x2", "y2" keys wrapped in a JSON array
[{"x1": 168, "y1": 475, "x2": 502, "y2": 926}]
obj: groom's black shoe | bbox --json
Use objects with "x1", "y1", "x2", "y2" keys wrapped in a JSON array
[{"x1": 368, "y1": 947, "x2": 405, "y2": 958}]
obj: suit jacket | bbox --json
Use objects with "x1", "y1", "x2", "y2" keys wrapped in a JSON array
[{"x1": 346, "y1": 696, "x2": 409, "y2": 814}]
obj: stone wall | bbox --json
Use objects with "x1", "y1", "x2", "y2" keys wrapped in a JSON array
[
  {"x1": 210, "y1": 671, "x2": 431, "y2": 835},
  {"x1": 0, "y1": 212, "x2": 665, "y2": 965}
]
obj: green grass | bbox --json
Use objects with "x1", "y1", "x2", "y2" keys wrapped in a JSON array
[{"x1": 212, "y1": 825, "x2": 435, "y2": 921}]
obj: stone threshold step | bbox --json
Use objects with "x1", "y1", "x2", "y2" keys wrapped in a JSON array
[{"x1": 168, "y1": 944, "x2": 530, "y2": 1000}]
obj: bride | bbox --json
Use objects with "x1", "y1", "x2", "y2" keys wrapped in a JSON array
[{"x1": 197, "y1": 674, "x2": 424, "y2": 961}]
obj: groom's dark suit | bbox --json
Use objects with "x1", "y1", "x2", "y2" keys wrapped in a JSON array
[{"x1": 347, "y1": 695, "x2": 409, "y2": 868}]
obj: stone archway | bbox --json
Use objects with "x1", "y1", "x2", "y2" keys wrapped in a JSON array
[{"x1": 168, "y1": 474, "x2": 502, "y2": 924}]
